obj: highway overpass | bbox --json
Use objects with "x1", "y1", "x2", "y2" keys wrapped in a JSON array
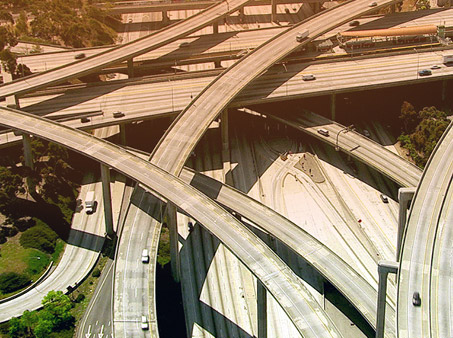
[
  {"x1": 266, "y1": 110, "x2": 422, "y2": 187},
  {"x1": 397, "y1": 122, "x2": 453, "y2": 338},
  {"x1": 0, "y1": 106, "x2": 344, "y2": 338},
  {"x1": 0, "y1": 0, "x2": 254, "y2": 98}
]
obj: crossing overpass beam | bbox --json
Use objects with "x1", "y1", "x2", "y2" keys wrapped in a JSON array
[
  {"x1": 397, "y1": 187, "x2": 415, "y2": 261},
  {"x1": 376, "y1": 260, "x2": 398, "y2": 338},
  {"x1": 101, "y1": 164, "x2": 115, "y2": 238}
]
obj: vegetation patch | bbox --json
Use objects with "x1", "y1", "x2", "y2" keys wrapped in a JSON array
[
  {"x1": 157, "y1": 226, "x2": 171, "y2": 267},
  {"x1": 0, "y1": 272, "x2": 30, "y2": 294},
  {"x1": 20, "y1": 221, "x2": 58, "y2": 254},
  {"x1": 398, "y1": 102, "x2": 450, "y2": 168}
]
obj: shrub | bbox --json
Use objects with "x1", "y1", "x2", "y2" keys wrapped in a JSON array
[
  {"x1": 92, "y1": 269, "x2": 101, "y2": 278},
  {"x1": 0, "y1": 272, "x2": 30, "y2": 294},
  {"x1": 20, "y1": 223, "x2": 58, "y2": 254},
  {"x1": 74, "y1": 293, "x2": 85, "y2": 303}
]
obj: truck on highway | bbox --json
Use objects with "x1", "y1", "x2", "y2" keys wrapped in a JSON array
[
  {"x1": 296, "y1": 30, "x2": 309, "y2": 42},
  {"x1": 85, "y1": 191, "x2": 97, "y2": 214},
  {"x1": 443, "y1": 54, "x2": 453, "y2": 64}
]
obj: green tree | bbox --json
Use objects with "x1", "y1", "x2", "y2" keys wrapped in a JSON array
[
  {"x1": 399, "y1": 101, "x2": 420, "y2": 134},
  {"x1": 41, "y1": 291, "x2": 74, "y2": 330},
  {"x1": 0, "y1": 272, "x2": 30, "y2": 294}
]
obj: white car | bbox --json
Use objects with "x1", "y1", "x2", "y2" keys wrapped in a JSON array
[
  {"x1": 431, "y1": 65, "x2": 441, "y2": 69},
  {"x1": 302, "y1": 74, "x2": 316, "y2": 81},
  {"x1": 141, "y1": 249, "x2": 149, "y2": 263},
  {"x1": 141, "y1": 315, "x2": 149, "y2": 330},
  {"x1": 363, "y1": 129, "x2": 370, "y2": 137}
]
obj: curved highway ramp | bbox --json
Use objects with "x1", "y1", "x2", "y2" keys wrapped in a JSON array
[
  {"x1": 0, "y1": 106, "x2": 344, "y2": 338},
  {"x1": 397, "y1": 122, "x2": 453, "y2": 338}
]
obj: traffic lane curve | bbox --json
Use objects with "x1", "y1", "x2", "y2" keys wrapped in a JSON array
[
  {"x1": 179, "y1": 167, "x2": 397, "y2": 337},
  {"x1": 397, "y1": 123, "x2": 453, "y2": 338},
  {"x1": 150, "y1": 0, "x2": 403, "y2": 175},
  {"x1": 266, "y1": 111, "x2": 421, "y2": 187},
  {"x1": 0, "y1": 106, "x2": 344, "y2": 338},
  {"x1": 0, "y1": 0, "x2": 253, "y2": 98},
  {"x1": 430, "y1": 173, "x2": 453, "y2": 338}
]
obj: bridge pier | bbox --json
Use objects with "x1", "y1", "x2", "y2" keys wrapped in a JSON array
[
  {"x1": 167, "y1": 203, "x2": 180, "y2": 282},
  {"x1": 221, "y1": 109, "x2": 233, "y2": 185},
  {"x1": 257, "y1": 280, "x2": 267, "y2": 338},
  {"x1": 162, "y1": 10, "x2": 169, "y2": 24},
  {"x1": 376, "y1": 261, "x2": 398, "y2": 338},
  {"x1": 330, "y1": 93, "x2": 336, "y2": 120},
  {"x1": 101, "y1": 164, "x2": 115, "y2": 238},
  {"x1": 127, "y1": 59, "x2": 134, "y2": 78},
  {"x1": 119, "y1": 123, "x2": 127, "y2": 145},
  {"x1": 397, "y1": 187, "x2": 415, "y2": 261},
  {"x1": 213, "y1": 21, "x2": 219, "y2": 34},
  {"x1": 271, "y1": 0, "x2": 277, "y2": 22},
  {"x1": 441, "y1": 79, "x2": 448, "y2": 104}
]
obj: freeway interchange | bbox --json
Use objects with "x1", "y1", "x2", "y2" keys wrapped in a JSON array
[{"x1": 0, "y1": 1, "x2": 452, "y2": 338}]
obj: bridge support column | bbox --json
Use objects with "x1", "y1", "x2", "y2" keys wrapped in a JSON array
[
  {"x1": 162, "y1": 10, "x2": 169, "y2": 24},
  {"x1": 167, "y1": 203, "x2": 180, "y2": 282},
  {"x1": 376, "y1": 261, "x2": 398, "y2": 338},
  {"x1": 330, "y1": 93, "x2": 336, "y2": 120},
  {"x1": 214, "y1": 60, "x2": 221, "y2": 68},
  {"x1": 22, "y1": 134, "x2": 34, "y2": 171},
  {"x1": 397, "y1": 187, "x2": 415, "y2": 261},
  {"x1": 221, "y1": 109, "x2": 233, "y2": 185},
  {"x1": 119, "y1": 123, "x2": 127, "y2": 145},
  {"x1": 257, "y1": 280, "x2": 267, "y2": 338},
  {"x1": 127, "y1": 59, "x2": 134, "y2": 78},
  {"x1": 213, "y1": 21, "x2": 219, "y2": 34},
  {"x1": 271, "y1": 0, "x2": 277, "y2": 22},
  {"x1": 441, "y1": 79, "x2": 447, "y2": 103},
  {"x1": 1, "y1": 64, "x2": 18, "y2": 108},
  {"x1": 101, "y1": 164, "x2": 115, "y2": 238}
]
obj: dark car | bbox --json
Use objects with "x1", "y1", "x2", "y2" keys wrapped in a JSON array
[
  {"x1": 418, "y1": 69, "x2": 432, "y2": 76},
  {"x1": 349, "y1": 20, "x2": 360, "y2": 27},
  {"x1": 80, "y1": 117, "x2": 90, "y2": 123},
  {"x1": 113, "y1": 111, "x2": 125, "y2": 118},
  {"x1": 380, "y1": 193, "x2": 389, "y2": 203},
  {"x1": 74, "y1": 53, "x2": 86, "y2": 60},
  {"x1": 188, "y1": 222, "x2": 194, "y2": 232},
  {"x1": 412, "y1": 292, "x2": 421, "y2": 306}
]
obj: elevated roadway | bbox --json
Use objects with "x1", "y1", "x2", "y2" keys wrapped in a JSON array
[
  {"x1": 267, "y1": 110, "x2": 422, "y2": 187},
  {"x1": 178, "y1": 167, "x2": 396, "y2": 336},
  {"x1": 0, "y1": 106, "x2": 343, "y2": 338},
  {"x1": 0, "y1": 0, "x2": 254, "y2": 99},
  {"x1": 0, "y1": 183, "x2": 106, "y2": 322},
  {"x1": 397, "y1": 122, "x2": 453, "y2": 338}
]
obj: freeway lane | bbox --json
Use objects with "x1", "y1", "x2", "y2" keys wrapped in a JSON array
[
  {"x1": 179, "y1": 167, "x2": 397, "y2": 337},
  {"x1": 267, "y1": 111, "x2": 422, "y2": 187},
  {"x1": 0, "y1": 106, "x2": 344, "y2": 338},
  {"x1": 397, "y1": 122, "x2": 453, "y2": 338},
  {"x1": 0, "y1": 0, "x2": 253, "y2": 98}
]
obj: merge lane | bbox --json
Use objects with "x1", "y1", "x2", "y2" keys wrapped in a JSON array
[
  {"x1": 0, "y1": 0, "x2": 252, "y2": 98},
  {"x1": 0, "y1": 107, "x2": 343, "y2": 338}
]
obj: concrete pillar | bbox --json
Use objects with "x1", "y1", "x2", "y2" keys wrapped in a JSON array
[
  {"x1": 166, "y1": 203, "x2": 180, "y2": 282},
  {"x1": 22, "y1": 134, "x2": 34, "y2": 170},
  {"x1": 162, "y1": 10, "x2": 169, "y2": 24},
  {"x1": 127, "y1": 59, "x2": 134, "y2": 78},
  {"x1": 101, "y1": 164, "x2": 115, "y2": 238},
  {"x1": 271, "y1": 0, "x2": 277, "y2": 22},
  {"x1": 441, "y1": 80, "x2": 447, "y2": 103},
  {"x1": 213, "y1": 21, "x2": 219, "y2": 34},
  {"x1": 214, "y1": 60, "x2": 221, "y2": 68},
  {"x1": 397, "y1": 187, "x2": 416, "y2": 261},
  {"x1": 119, "y1": 123, "x2": 127, "y2": 145},
  {"x1": 331, "y1": 93, "x2": 336, "y2": 120},
  {"x1": 221, "y1": 109, "x2": 233, "y2": 186},
  {"x1": 376, "y1": 261, "x2": 398, "y2": 338},
  {"x1": 257, "y1": 280, "x2": 267, "y2": 338},
  {"x1": 1, "y1": 65, "x2": 18, "y2": 108}
]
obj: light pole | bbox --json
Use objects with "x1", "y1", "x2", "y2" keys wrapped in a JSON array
[{"x1": 335, "y1": 124, "x2": 354, "y2": 151}]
